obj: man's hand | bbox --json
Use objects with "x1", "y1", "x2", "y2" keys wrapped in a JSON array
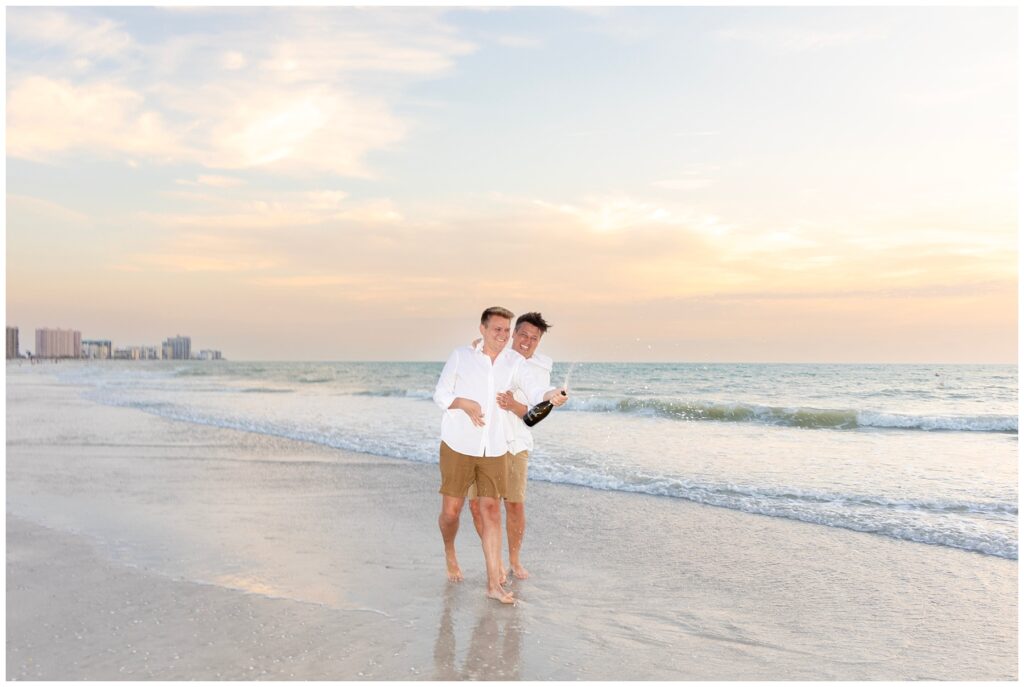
[
  {"x1": 450, "y1": 398, "x2": 485, "y2": 427},
  {"x1": 497, "y1": 390, "x2": 528, "y2": 418},
  {"x1": 544, "y1": 387, "x2": 569, "y2": 407}
]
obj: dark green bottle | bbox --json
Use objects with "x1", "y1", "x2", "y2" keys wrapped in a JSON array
[{"x1": 523, "y1": 390, "x2": 566, "y2": 427}]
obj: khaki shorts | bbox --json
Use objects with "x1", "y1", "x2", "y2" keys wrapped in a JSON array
[
  {"x1": 438, "y1": 442, "x2": 510, "y2": 499},
  {"x1": 468, "y1": 450, "x2": 528, "y2": 503}
]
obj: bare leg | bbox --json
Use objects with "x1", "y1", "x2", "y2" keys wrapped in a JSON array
[
  {"x1": 478, "y1": 496, "x2": 514, "y2": 603},
  {"x1": 468, "y1": 497, "x2": 484, "y2": 538},
  {"x1": 439, "y1": 495, "x2": 465, "y2": 582},
  {"x1": 470, "y1": 498, "x2": 507, "y2": 585},
  {"x1": 505, "y1": 501, "x2": 529, "y2": 579}
]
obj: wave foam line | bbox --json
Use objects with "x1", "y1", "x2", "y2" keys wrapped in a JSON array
[
  {"x1": 352, "y1": 388, "x2": 433, "y2": 399},
  {"x1": 89, "y1": 394, "x2": 438, "y2": 466},
  {"x1": 85, "y1": 393, "x2": 1018, "y2": 560},
  {"x1": 526, "y1": 464, "x2": 1018, "y2": 560},
  {"x1": 568, "y1": 397, "x2": 1018, "y2": 433},
  {"x1": 104, "y1": 381, "x2": 1018, "y2": 434}
]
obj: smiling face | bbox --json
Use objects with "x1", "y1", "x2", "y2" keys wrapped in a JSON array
[
  {"x1": 479, "y1": 315, "x2": 511, "y2": 356},
  {"x1": 512, "y1": 321, "x2": 543, "y2": 359}
]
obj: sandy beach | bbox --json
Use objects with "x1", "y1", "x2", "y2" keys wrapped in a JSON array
[{"x1": 6, "y1": 369, "x2": 1018, "y2": 680}]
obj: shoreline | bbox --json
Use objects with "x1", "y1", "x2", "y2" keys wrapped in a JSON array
[{"x1": 6, "y1": 372, "x2": 1018, "y2": 680}]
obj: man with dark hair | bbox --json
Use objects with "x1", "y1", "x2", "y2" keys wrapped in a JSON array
[
  {"x1": 468, "y1": 312, "x2": 553, "y2": 580},
  {"x1": 433, "y1": 307, "x2": 567, "y2": 603}
]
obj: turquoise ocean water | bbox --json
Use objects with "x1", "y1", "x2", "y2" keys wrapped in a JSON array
[{"x1": 20, "y1": 360, "x2": 1018, "y2": 560}]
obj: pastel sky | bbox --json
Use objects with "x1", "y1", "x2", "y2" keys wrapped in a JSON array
[{"x1": 5, "y1": 6, "x2": 1018, "y2": 362}]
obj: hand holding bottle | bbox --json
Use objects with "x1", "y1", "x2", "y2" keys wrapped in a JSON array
[
  {"x1": 523, "y1": 388, "x2": 568, "y2": 427},
  {"x1": 545, "y1": 387, "x2": 569, "y2": 407}
]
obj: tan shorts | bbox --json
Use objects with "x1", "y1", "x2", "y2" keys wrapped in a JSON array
[
  {"x1": 467, "y1": 450, "x2": 528, "y2": 503},
  {"x1": 438, "y1": 442, "x2": 510, "y2": 499}
]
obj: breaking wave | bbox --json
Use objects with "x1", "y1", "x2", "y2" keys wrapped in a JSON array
[{"x1": 568, "y1": 397, "x2": 1017, "y2": 433}]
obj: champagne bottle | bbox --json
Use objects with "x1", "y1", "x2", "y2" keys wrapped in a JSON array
[{"x1": 523, "y1": 390, "x2": 567, "y2": 427}]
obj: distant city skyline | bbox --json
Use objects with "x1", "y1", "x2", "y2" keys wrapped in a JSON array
[
  {"x1": 6, "y1": 325, "x2": 221, "y2": 360},
  {"x1": 6, "y1": 7, "x2": 1017, "y2": 363}
]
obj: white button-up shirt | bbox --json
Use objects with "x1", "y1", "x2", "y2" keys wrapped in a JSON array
[
  {"x1": 434, "y1": 345, "x2": 552, "y2": 457},
  {"x1": 508, "y1": 352, "x2": 553, "y2": 454}
]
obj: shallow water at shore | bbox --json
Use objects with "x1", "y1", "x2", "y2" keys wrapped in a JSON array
[
  {"x1": 6, "y1": 367, "x2": 1018, "y2": 680},
  {"x1": 11, "y1": 360, "x2": 1018, "y2": 559}
]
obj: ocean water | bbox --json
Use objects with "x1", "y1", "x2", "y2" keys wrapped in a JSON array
[{"x1": 14, "y1": 359, "x2": 1018, "y2": 560}]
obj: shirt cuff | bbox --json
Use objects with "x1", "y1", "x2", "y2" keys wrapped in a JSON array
[{"x1": 434, "y1": 391, "x2": 457, "y2": 413}]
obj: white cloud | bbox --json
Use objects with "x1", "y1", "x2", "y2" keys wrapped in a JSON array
[
  {"x1": 7, "y1": 9, "x2": 136, "y2": 60},
  {"x1": 6, "y1": 76, "x2": 185, "y2": 161},
  {"x1": 215, "y1": 94, "x2": 334, "y2": 167},
  {"x1": 116, "y1": 254, "x2": 278, "y2": 273},
  {"x1": 256, "y1": 32, "x2": 473, "y2": 79},
  {"x1": 534, "y1": 195, "x2": 729, "y2": 235},
  {"x1": 567, "y1": 7, "x2": 616, "y2": 18},
  {"x1": 496, "y1": 35, "x2": 542, "y2": 48},
  {"x1": 305, "y1": 190, "x2": 349, "y2": 209},
  {"x1": 332, "y1": 199, "x2": 404, "y2": 224},
  {"x1": 193, "y1": 87, "x2": 406, "y2": 176},
  {"x1": 113, "y1": 232, "x2": 279, "y2": 274},
  {"x1": 251, "y1": 275, "x2": 361, "y2": 288},
  {"x1": 843, "y1": 228, "x2": 1013, "y2": 254},
  {"x1": 6, "y1": 8, "x2": 475, "y2": 177},
  {"x1": 142, "y1": 189, "x2": 402, "y2": 230},
  {"x1": 7, "y1": 194, "x2": 92, "y2": 225},
  {"x1": 175, "y1": 175, "x2": 247, "y2": 188},
  {"x1": 8, "y1": 70, "x2": 407, "y2": 178},
  {"x1": 221, "y1": 51, "x2": 247, "y2": 70}
]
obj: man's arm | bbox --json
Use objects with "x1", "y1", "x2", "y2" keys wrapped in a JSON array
[
  {"x1": 433, "y1": 349, "x2": 486, "y2": 427},
  {"x1": 497, "y1": 391, "x2": 528, "y2": 418},
  {"x1": 433, "y1": 350, "x2": 460, "y2": 412},
  {"x1": 450, "y1": 397, "x2": 485, "y2": 426},
  {"x1": 513, "y1": 359, "x2": 568, "y2": 408}
]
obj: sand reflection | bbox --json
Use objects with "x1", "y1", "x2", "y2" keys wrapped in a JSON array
[{"x1": 433, "y1": 584, "x2": 523, "y2": 680}]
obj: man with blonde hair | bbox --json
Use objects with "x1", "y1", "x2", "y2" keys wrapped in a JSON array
[
  {"x1": 468, "y1": 311, "x2": 554, "y2": 581},
  {"x1": 433, "y1": 307, "x2": 567, "y2": 604}
]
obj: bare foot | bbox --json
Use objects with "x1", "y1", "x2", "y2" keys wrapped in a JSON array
[
  {"x1": 499, "y1": 566, "x2": 508, "y2": 586},
  {"x1": 445, "y1": 553, "x2": 463, "y2": 582},
  {"x1": 511, "y1": 562, "x2": 530, "y2": 580},
  {"x1": 486, "y1": 586, "x2": 516, "y2": 604}
]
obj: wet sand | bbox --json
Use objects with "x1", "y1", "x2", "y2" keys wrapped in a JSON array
[{"x1": 6, "y1": 371, "x2": 1018, "y2": 680}]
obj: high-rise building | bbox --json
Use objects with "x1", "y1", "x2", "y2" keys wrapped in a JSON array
[
  {"x1": 82, "y1": 340, "x2": 113, "y2": 359},
  {"x1": 7, "y1": 327, "x2": 19, "y2": 359},
  {"x1": 163, "y1": 335, "x2": 191, "y2": 360},
  {"x1": 35, "y1": 328, "x2": 82, "y2": 359},
  {"x1": 198, "y1": 349, "x2": 223, "y2": 360},
  {"x1": 113, "y1": 345, "x2": 161, "y2": 360}
]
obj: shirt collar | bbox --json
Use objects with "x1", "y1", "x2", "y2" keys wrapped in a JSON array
[{"x1": 473, "y1": 341, "x2": 523, "y2": 363}]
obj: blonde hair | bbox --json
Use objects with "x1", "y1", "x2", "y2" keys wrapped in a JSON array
[{"x1": 480, "y1": 306, "x2": 514, "y2": 325}]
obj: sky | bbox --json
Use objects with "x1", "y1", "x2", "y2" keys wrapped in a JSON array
[{"x1": 5, "y1": 6, "x2": 1018, "y2": 363}]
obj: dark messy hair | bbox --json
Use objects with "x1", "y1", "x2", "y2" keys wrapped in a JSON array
[
  {"x1": 515, "y1": 312, "x2": 551, "y2": 333},
  {"x1": 481, "y1": 306, "x2": 514, "y2": 325}
]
